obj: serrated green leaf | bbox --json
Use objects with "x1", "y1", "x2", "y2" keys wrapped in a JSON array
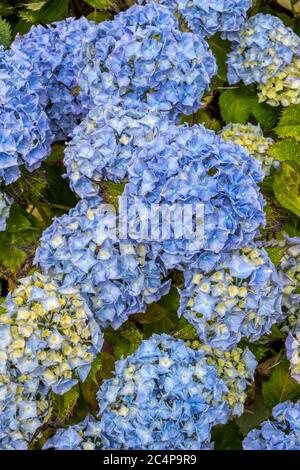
[
  {"x1": 87, "y1": 10, "x2": 112, "y2": 22},
  {"x1": 212, "y1": 422, "x2": 243, "y2": 450},
  {"x1": 269, "y1": 138, "x2": 300, "y2": 164},
  {"x1": 262, "y1": 360, "x2": 300, "y2": 409},
  {"x1": 176, "y1": 320, "x2": 199, "y2": 341},
  {"x1": 273, "y1": 162, "x2": 300, "y2": 217},
  {"x1": 275, "y1": 105, "x2": 300, "y2": 140},
  {"x1": 181, "y1": 109, "x2": 221, "y2": 132},
  {"x1": 20, "y1": 0, "x2": 69, "y2": 24},
  {"x1": 80, "y1": 352, "x2": 115, "y2": 410},
  {"x1": 207, "y1": 34, "x2": 230, "y2": 82},
  {"x1": 51, "y1": 385, "x2": 80, "y2": 423},
  {"x1": 219, "y1": 86, "x2": 279, "y2": 129},
  {"x1": 84, "y1": 0, "x2": 113, "y2": 8},
  {"x1": 236, "y1": 386, "x2": 271, "y2": 436},
  {"x1": 0, "y1": 16, "x2": 11, "y2": 48},
  {"x1": 219, "y1": 87, "x2": 253, "y2": 124},
  {"x1": 265, "y1": 246, "x2": 286, "y2": 268},
  {"x1": 0, "y1": 203, "x2": 41, "y2": 273}
]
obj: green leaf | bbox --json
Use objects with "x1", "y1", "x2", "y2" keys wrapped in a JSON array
[
  {"x1": 84, "y1": 0, "x2": 113, "y2": 8},
  {"x1": 262, "y1": 360, "x2": 300, "y2": 409},
  {"x1": 0, "y1": 2, "x2": 14, "y2": 16},
  {"x1": 219, "y1": 86, "x2": 279, "y2": 129},
  {"x1": 51, "y1": 385, "x2": 80, "y2": 423},
  {"x1": 207, "y1": 34, "x2": 230, "y2": 82},
  {"x1": 265, "y1": 246, "x2": 286, "y2": 268},
  {"x1": 80, "y1": 352, "x2": 115, "y2": 410},
  {"x1": 176, "y1": 320, "x2": 199, "y2": 341},
  {"x1": 0, "y1": 203, "x2": 41, "y2": 273},
  {"x1": 87, "y1": 10, "x2": 112, "y2": 22},
  {"x1": 275, "y1": 105, "x2": 300, "y2": 140},
  {"x1": 273, "y1": 162, "x2": 300, "y2": 217},
  {"x1": 269, "y1": 138, "x2": 300, "y2": 164},
  {"x1": 20, "y1": 0, "x2": 69, "y2": 24},
  {"x1": 236, "y1": 386, "x2": 271, "y2": 436},
  {"x1": 181, "y1": 109, "x2": 221, "y2": 132},
  {"x1": 0, "y1": 16, "x2": 11, "y2": 48},
  {"x1": 212, "y1": 422, "x2": 243, "y2": 450}
]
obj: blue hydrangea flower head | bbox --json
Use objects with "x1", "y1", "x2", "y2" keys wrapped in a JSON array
[
  {"x1": 258, "y1": 57, "x2": 300, "y2": 108},
  {"x1": 178, "y1": 245, "x2": 283, "y2": 350},
  {"x1": 96, "y1": 334, "x2": 256, "y2": 449},
  {"x1": 11, "y1": 17, "x2": 99, "y2": 140},
  {"x1": 261, "y1": 233, "x2": 300, "y2": 316},
  {"x1": 0, "y1": 271, "x2": 103, "y2": 395},
  {"x1": 64, "y1": 105, "x2": 172, "y2": 198},
  {"x1": 141, "y1": 0, "x2": 252, "y2": 39},
  {"x1": 227, "y1": 14, "x2": 300, "y2": 85},
  {"x1": 43, "y1": 416, "x2": 103, "y2": 450},
  {"x1": 221, "y1": 123, "x2": 276, "y2": 177},
  {"x1": 123, "y1": 123, "x2": 265, "y2": 270},
  {"x1": 0, "y1": 46, "x2": 52, "y2": 185},
  {"x1": 286, "y1": 325, "x2": 300, "y2": 384},
  {"x1": 79, "y1": 2, "x2": 217, "y2": 116},
  {"x1": 0, "y1": 192, "x2": 12, "y2": 231},
  {"x1": 0, "y1": 375, "x2": 49, "y2": 450},
  {"x1": 243, "y1": 400, "x2": 300, "y2": 450},
  {"x1": 34, "y1": 197, "x2": 170, "y2": 329}
]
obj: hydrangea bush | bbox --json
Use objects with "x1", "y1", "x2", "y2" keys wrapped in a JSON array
[{"x1": 0, "y1": 0, "x2": 300, "y2": 452}]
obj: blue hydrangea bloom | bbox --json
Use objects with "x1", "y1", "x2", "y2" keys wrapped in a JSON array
[
  {"x1": 43, "y1": 416, "x2": 103, "y2": 450},
  {"x1": 261, "y1": 234, "x2": 300, "y2": 315},
  {"x1": 243, "y1": 401, "x2": 300, "y2": 450},
  {"x1": 141, "y1": 0, "x2": 252, "y2": 39},
  {"x1": 35, "y1": 197, "x2": 170, "y2": 330},
  {"x1": 286, "y1": 326, "x2": 300, "y2": 384},
  {"x1": 0, "y1": 272, "x2": 103, "y2": 395},
  {"x1": 97, "y1": 334, "x2": 256, "y2": 450},
  {"x1": 0, "y1": 46, "x2": 52, "y2": 185},
  {"x1": 227, "y1": 14, "x2": 300, "y2": 85},
  {"x1": 0, "y1": 192, "x2": 12, "y2": 231},
  {"x1": 221, "y1": 123, "x2": 276, "y2": 177},
  {"x1": 123, "y1": 124, "x2": 265, "y2": 270},
  {"x1": 79, "y1": 2, "x2": 217, "y2": 116},
  {"x1": 0, "y1": 375, "x2": 49, "y2": 450},
  {"x1": 178, "y1": 245, "x2": 283, "y2": 350},
  {"x1": 64, "y1": 105, "x2": 171, "y2": 198},
  {"x1": 11, "y1": 17, "x2": 99, "y2": 141}
]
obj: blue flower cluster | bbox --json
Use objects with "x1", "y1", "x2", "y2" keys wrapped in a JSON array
[
  {"x1": 11, "y1": 17, "x2": 99, "y2": 141},
  {"x1": 96, "y1": 334, "x2": 256, "y2": 450},
  {"x1": 178, "y1": 246, "x2": 283, "y2": 350},
  {"x1": 79, "y1": 2, "x2": 217, "y2": 116},
  {"x1": 0, "y1": 192, "x2": 12, "y2": 231},
  {"x1": 42, "y1": 339, "x2": 256, "y2": 450},
  {"x1": 0, "y1": 272, "x2": 103, "y2": 396},
  {"x1": 43, "y1": 416, "x2": 102, "y2": 450},
  {"x1": 286, "y1": 326, "x2": 300, "y2": 384},
  {"x1": 123, "y1": 123, "x2": 265, "y2": 270},
  {"x1": 220, "y1": 123, "x2": 275, "y2": 177},
  {"x1": 64, "y1": 105, "x2": 171, "y2": 198},
  {"x1": 227, "y1": 14, "x2": 300, "y2": 85},
  {"x1": 142, "y1": 0, "x2": 252, "y2": 39},
  {"x1": 243, "y1": 400, "x2": 300, "y2": 450},
  {"x1": 0, "y1": 46, "x2": 51, "y2": 185},
  {"x1": 262, "y1": 234, "x2": 300, "y2": 315},
  {"x1": 0, "y1": 375, "x2": 49, "y2": 450},
  {"x1": 35, "y1": 197, "x2": 170, "y2": 329}
]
